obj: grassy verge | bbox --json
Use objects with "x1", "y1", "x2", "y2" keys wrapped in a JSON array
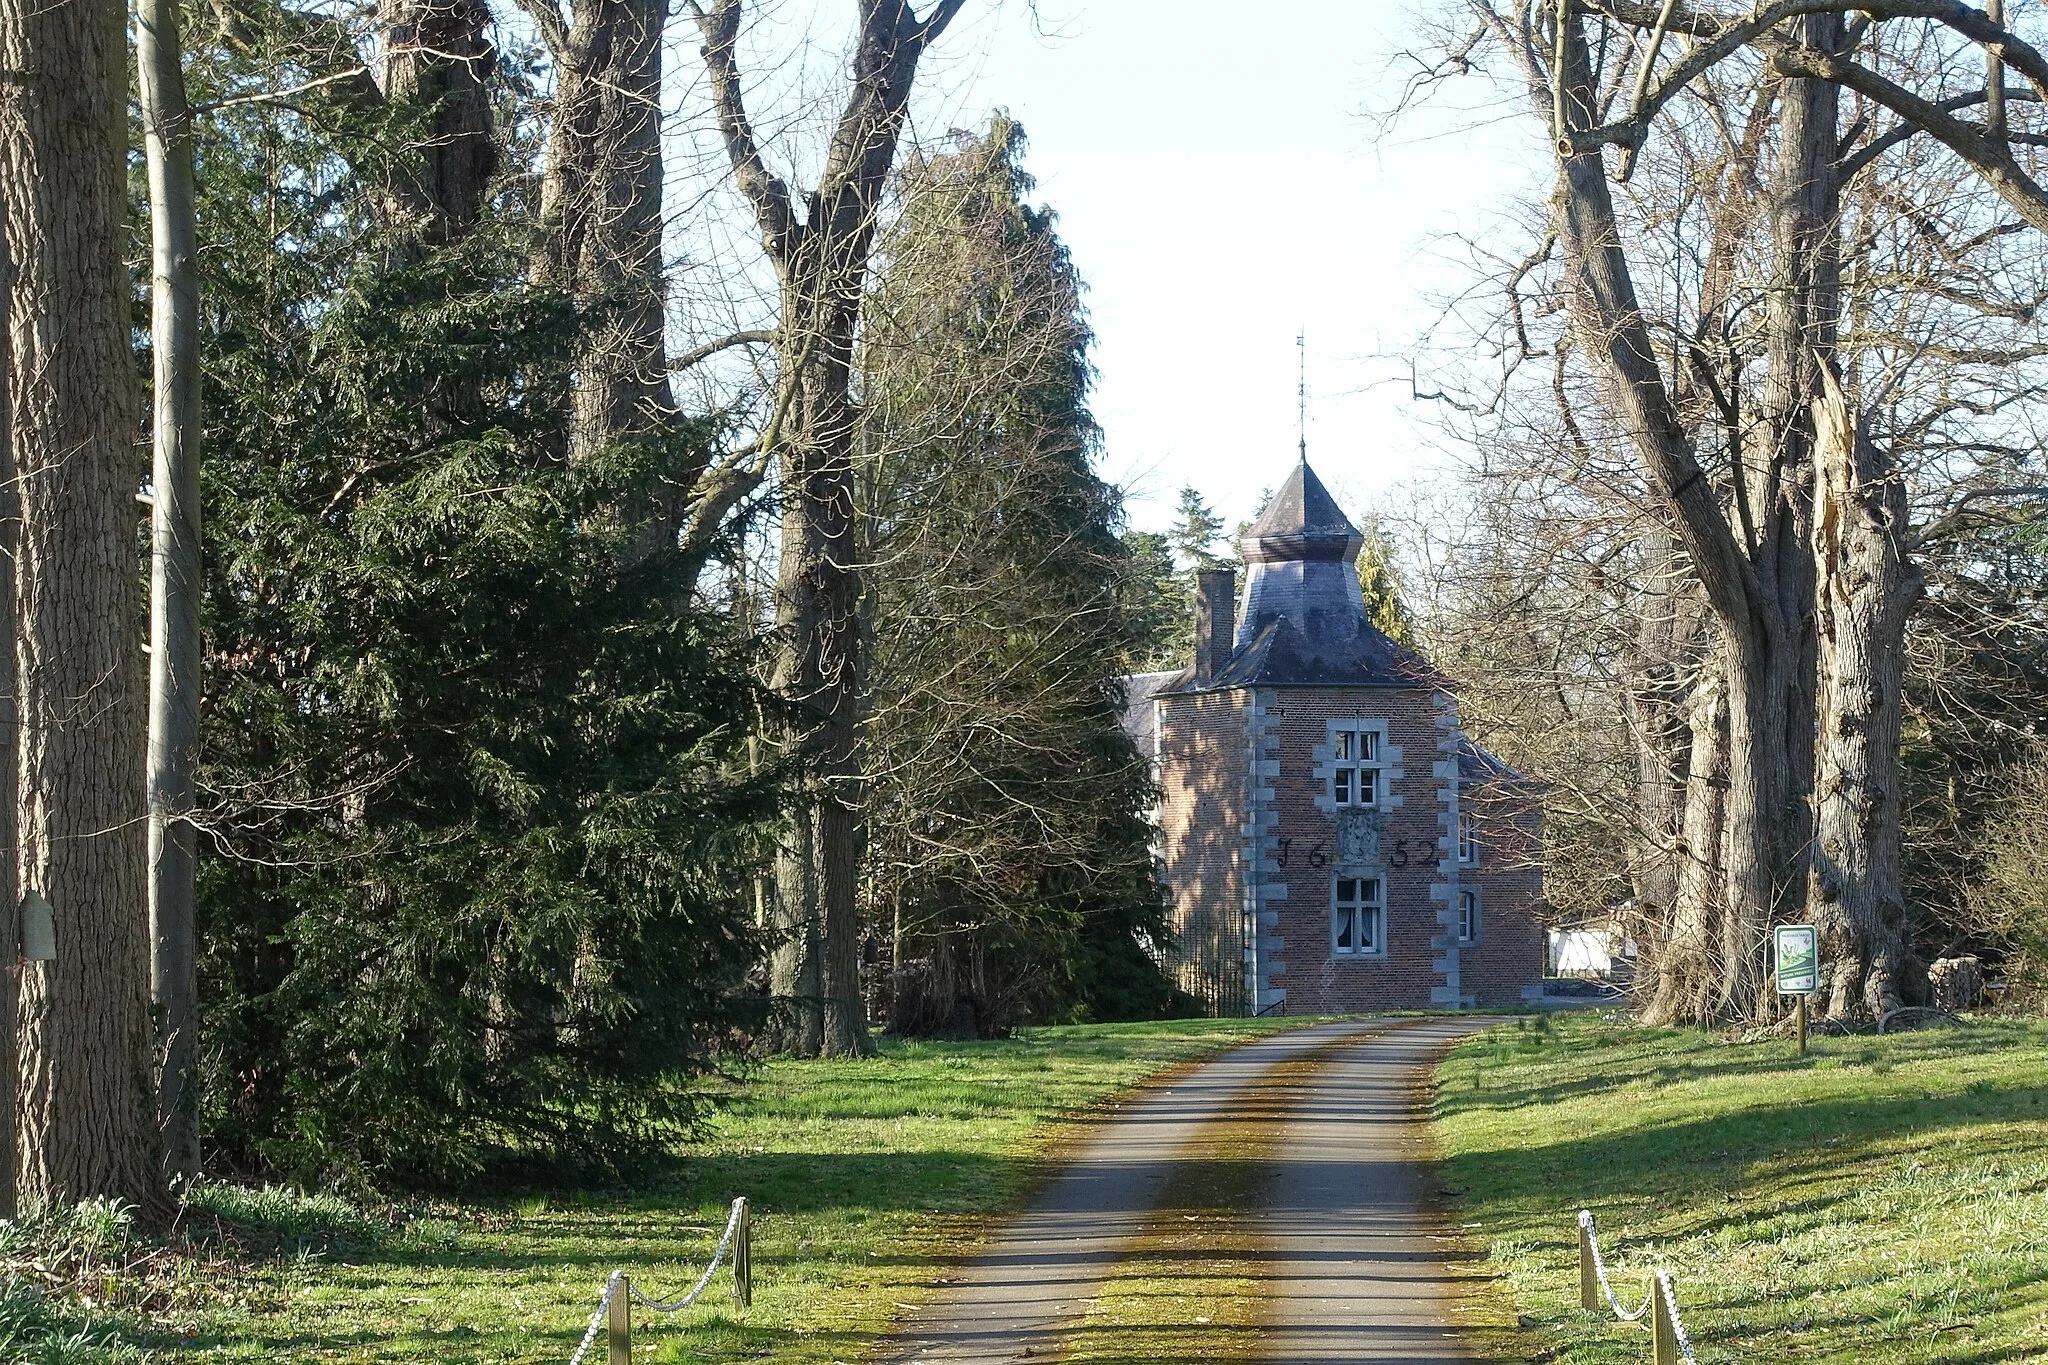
[
  {"x1": 134, "y1": 1015, "x2": 1310, "y2": 1363},
  {"x1": 1435, "y1": 1011, "x2": 2048, "y2": 1365}
]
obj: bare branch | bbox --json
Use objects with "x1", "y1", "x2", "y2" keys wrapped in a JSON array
[
  {"x1": 1841, "y1": 86, "x2": 2041, "y2": 181},
  {"x1": 192, "y1": 66, "x2": 373, "y2": 114},
  {"x1": 1581, "y1": 0, "x2": 2048, "y2": 168},
  {"x1": 1916, "y1": 485, "x2": 2048, "y2": 544},
  {"x1": 1613, "y1": 0, "x2": 1681, "y2": 180},
  {"x1": 668, "y1": 328, "x2": 776, "y2": 373},
  {"x1": 910, "y1": 0, "x2": 969, "y2": 50},
  {"x1": 687, "y1": 0, "x2": 800, "y2": 264},
  {"x1": 506, "y1": 0, "x2": 570, "y2": 64},
  {"x1": 1774, "y1": 45, "x2": 2048, "y2": 236}
]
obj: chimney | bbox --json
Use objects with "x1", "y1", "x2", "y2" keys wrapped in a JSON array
[{"x1": 1194, "y1": 568, "x2": 1238, "y2": 684}]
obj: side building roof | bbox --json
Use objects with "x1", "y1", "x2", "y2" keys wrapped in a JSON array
[
  {"x1": 1457, "y1": 734, "x2": 1543, "y2": 789},
  {"x1": 1120, "y1": 669, "x2": 1181, "y2": 755}
]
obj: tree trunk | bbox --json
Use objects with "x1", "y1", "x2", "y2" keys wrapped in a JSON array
[
  {"x1": 1772, "y1": 13, "x2": 1923, "y2": 1022},
  {"x1": 1644, "y1": 667, "x2": 1727, "y2": 1026},
  {"x1": 0, "y1": 0, "x2": 160, "y2": 1211},
  {"x1": 768, "y1": 284, "x2": 869, "y2": 1057},
  {"x1": 769, "y1": 804, "x2": 824, "y2": 1054},
  {"x1": 377, "y1": 0, "x2": 496, "y2": 240},
  {"x1": 1717, "y1": 628, "x2": 1798, "y2": 1018},
  {"x1": 138, "y1": 0, "x2": 204, "y2": 1190},
  {"x1": 533, "y1": 0, "x2": 678, "y2": 515},
  {"x1": 1809, "y1": 372, "x2": 1923, "y2": 1022},
  {"x1": 1735, "y1": 9, "x2": 1841, "y2": 1020},
  {"x1": 0, "y1": 169, "x2": 20, "y2": 1222}
]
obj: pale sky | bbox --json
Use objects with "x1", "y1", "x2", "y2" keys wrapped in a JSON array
[
  {"x1": 936, "y1": 2, "x2": 1546, "y2": 536},
  {"x1": 660, "y1": 2, "x2": 1550, "y2": 540}
]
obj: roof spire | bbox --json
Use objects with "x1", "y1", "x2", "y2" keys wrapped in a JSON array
[{"x1": 1296, "y1": 330, "x2": 1307, "y2": 466}]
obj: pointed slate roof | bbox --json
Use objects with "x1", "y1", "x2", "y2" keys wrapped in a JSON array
[
  {"x1": 1242, "y1": 459, "x2": 1362, "y2": 564},
  {"x1": 1160, "y1": 456, "x2": 1448, "y2": 693}
]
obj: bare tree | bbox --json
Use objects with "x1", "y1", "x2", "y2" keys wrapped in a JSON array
[
  {"x1": 518, "y1": 0, "x2": 669, "y2": 470},
  {"x1": 689, "y1": 0, "x2": 967, "y2": 1057},
  {"x1": 1555, "y1": 2, "x2": 2048, "y2": 1017},
  {"x1": 1970, "y1": 747, "x2": 2048, "y2": 993},
  {"x1": 138, "y1": 0, "x2": 205, "y2": 1188},
  {"x1": 0, "y1": 0, "x2": 160, "y2": 1208},
  {"x1": 1528, "y1": 8, "x2": 1818, "y2": 1021},
  {"x1": 1400, "y1": 1, "x2": 2048, "y2": 1023},
  {"x1": 856, "y1": 121, "x2": 1167, "y2": 1036}
]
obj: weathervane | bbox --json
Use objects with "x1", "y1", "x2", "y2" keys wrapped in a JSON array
[{"x1": 1297, "y1": 330, "x2": 1308, "y2": 465}]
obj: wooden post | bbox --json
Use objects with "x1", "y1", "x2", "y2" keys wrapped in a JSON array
[
  {"x1": 734, "y1": 1197, "x2": 753, "y2": 1309},
  {"x1": 1795, "y1": 994, "x2": 1808, "y2": 1057},
  {"x1": 1578, "y1": 1217, "x2": 1599, "y2": 1312},
  {"x1": 1652, "y1": 1274, "x2": 1680, "y2": 1365},
  {"x1": 608, "y1": 1275, "x2": 631, "y2": 1365}
]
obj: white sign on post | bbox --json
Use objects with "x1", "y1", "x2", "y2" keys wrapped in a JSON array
[{"x1": 1775, "y1": 924, "x2": 1818, "y2": 996}]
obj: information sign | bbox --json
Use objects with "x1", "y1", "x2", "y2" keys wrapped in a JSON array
[{"x1": 1775, "y1": 924, "x2": 1818, "y2": 995}]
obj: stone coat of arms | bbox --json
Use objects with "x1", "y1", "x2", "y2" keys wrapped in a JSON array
[{"x1": 1334, "y1": 807, "x2": 1388, "y2": 869}]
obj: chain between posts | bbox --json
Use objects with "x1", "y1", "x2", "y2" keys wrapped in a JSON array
[
  {"x1": 1577, "y1": 1210, "x2": 1698, "y2": 1364},
  {"x1": 566, "y1": 1197, "x2": 752, "y2": 1365}
]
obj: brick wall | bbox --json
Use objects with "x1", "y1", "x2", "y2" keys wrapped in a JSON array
[
  {"x1": 1155, "y1": 689, "x2": 1250, "y2": 1014},
  {"x1": 1264, "y1": 687, "x2": 1439, "y2": 1012},
  {"x1": 1456, "y1": 775, "x2": 1547, "y2": 1008}
]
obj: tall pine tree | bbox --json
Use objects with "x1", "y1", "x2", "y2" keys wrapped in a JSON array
[
  {"x1": 858, "y1": 116, "x2": 1185, "y2": 1034},
  {"x1": 1167, "y1": 485, "x2": 1229, "y2": 570}
]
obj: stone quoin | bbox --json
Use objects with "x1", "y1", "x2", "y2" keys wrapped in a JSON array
[{"x1": 1123, "y1": 458, "x2": 1548, "y2": 1015}]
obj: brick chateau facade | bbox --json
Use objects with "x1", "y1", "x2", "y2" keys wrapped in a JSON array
[{"x1": 1124, "y1": 459, "x2": 1547, "y2": 1015}]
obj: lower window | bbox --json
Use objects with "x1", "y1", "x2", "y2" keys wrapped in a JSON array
[
  {"x1": 1333, "y1": 876, "x2": 1385, "y2": 956},
  {"x1": 1456, "y1": 888, "x2": 1481, "y2": 944}
]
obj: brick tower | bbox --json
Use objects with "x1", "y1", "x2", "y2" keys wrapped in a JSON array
[{"x1": 1126, "y1": 458, "x2": 1545, "y2": 1014}]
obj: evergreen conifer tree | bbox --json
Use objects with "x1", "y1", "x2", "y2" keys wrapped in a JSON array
[
  {"x1": 1355, "y1": 517, "x2": 1414, "y2": 644},
  {"x1": 1168, "y1": 485, "x2": 1229, "y2": 570},
  {"x1": 859, "y1": 116, "x2": 1185, "y2": 1034},
  {"x1": 184, "y1": 34, "x2": 771, "y2": 1186},
  {"x1": 1119, "y1": 529, "x2": 1188, "y2": 670}
]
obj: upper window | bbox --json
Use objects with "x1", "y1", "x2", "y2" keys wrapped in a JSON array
[
  {"x1": 1456, "y1": 888, "x2": 1481, "y2": 944},
  {"x1": 1334, "y1": 876, "x2": 1385, "y2": 956},
  {"x1": 1331, "y1": 725, "x2": 1382, "y2": 808},
  {"x1": 1458, "y1": 809, "x2": 1479, "y2": 865}
]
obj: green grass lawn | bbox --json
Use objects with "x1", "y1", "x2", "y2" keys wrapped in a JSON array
[
  {"x1": 142, "y1": 1016, "x2": 1307, "y2": 1364},
  {"x1": 1435, "y1": 1011, "x2": 2048, "y2": 1364}
]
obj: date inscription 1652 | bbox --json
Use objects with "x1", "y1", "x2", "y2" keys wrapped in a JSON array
[{"x1": 1274, "y1": 837, "x2": 1440, "y2": 869}]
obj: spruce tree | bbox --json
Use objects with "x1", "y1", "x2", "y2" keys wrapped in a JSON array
[
  {"x1": 1120, "y1": 529, "x2": 1188, "y2": 670},
  {"x1": 184, "y1": 33, "x2": 771, "y2": 1186},
  {"x1": 1356, "y1": 517, "x2": 1414, "y2": 644},
  {"x1": 1168, "y1": 485, "x2": 1229, "y2": 570}
]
